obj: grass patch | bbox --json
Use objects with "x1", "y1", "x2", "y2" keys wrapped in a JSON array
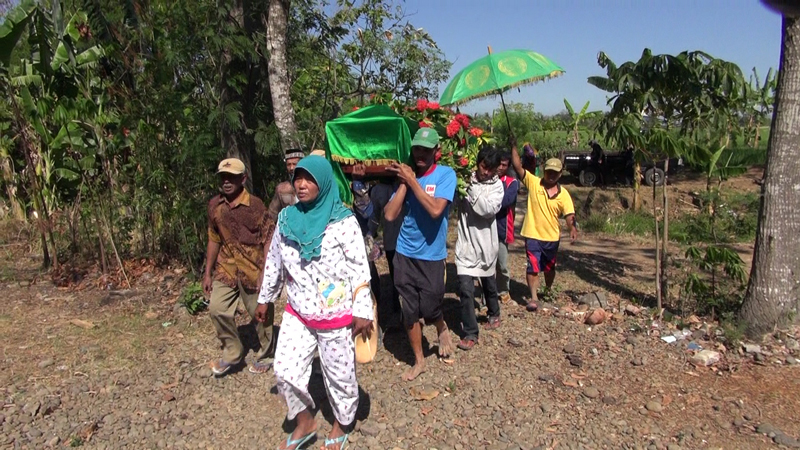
[
  {"x1": 580, "y1": 210, "x2": 655, "y2": 237},
  {"x1": 670, "y1": 191, "x2": 759, "y2": 244}
]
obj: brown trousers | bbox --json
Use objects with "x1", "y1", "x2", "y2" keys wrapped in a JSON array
[{"x1": 209, "y1": 280, "x2": 275, "y2": 364}]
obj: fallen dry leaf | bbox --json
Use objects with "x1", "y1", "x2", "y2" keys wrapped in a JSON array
[
  {"x1": 144, "y1": 311, "x2": 158, "y2": 319},
  {"x1": 409, "y1": 387, "x2": 439, "y2": 401},
  {"x1": 69, "y1": 319, "x2": 95, "y2": 329},
  {"x1": 420, "y1": 406, "x2": 434, "y2": 416},
  {"x1": 662, "y1": 394, "x2": 673, "y2": 406},
  {"x1": 562, "y1": 379, "x2": 579, "y2": 388},
  {"x1": 571, "y1": 372, "x2": 588, "y2": 380}
]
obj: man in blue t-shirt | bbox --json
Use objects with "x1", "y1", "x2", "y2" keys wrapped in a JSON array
[{"x1": 385, "y1": 128, "x2": 456, "y2": 381}]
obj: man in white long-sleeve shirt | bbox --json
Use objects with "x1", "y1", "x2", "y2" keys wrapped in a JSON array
[{"x1": 455, "y1": 147, "x2": 505, "y2": 351}]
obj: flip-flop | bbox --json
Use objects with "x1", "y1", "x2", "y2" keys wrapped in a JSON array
[
  {"x1": 277, "y1": 430, "x2": 315, "y2": 450},
  {"x1": 323, "y1": 433, "x2": 349, "y2": 450},
  {"x1": 210, "y1": 359, "x2": 235, "y2": 376},
  {"x1": 249, "y1": 360, "x2": 273, "y2": 374}
]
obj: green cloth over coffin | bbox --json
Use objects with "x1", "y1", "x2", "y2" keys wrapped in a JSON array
[{"x1": 325, "y1": 104, "x2": 419, "y2": 205}]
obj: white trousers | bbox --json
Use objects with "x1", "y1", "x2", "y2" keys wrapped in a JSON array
[{"x1": 274, "y1": 312, "x2": 359, "y2": 425}]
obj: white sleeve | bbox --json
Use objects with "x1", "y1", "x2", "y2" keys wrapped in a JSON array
[
  {"x1": 467, "y1": 182, "x2": 504, "y2": 219},
  {"x1": 258, "y1": 224, "x2": 284, "y2": 304},
  {"x1": 337, "y1": 217, "x2": 374, "y2": 320}
]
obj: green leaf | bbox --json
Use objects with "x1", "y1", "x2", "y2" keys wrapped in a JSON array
[
  {"x1": 0, "y1": 0, "x2": 36, "y2": 67},
  {"x1": 54, "y1": 167, "x2": 80, "y2": 181}
]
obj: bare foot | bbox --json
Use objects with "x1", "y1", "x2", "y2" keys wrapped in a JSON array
[
  {"x1": 402, "y1": 361, "x2": 426, "y2": 381},
  {"x1": 437, "y1": 328, "x2": 454, "y2": 358}
]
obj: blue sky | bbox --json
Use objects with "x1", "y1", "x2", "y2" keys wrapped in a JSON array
[{"x1": 402, "y1": 0, "x2": 782, "y2": 115}]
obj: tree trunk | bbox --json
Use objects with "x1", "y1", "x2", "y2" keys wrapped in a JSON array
[
  {"x1": 740, "y1": 14, "x2": 800, "y2": 337},
  {"x1": 660, "y1": 159, "x2": 670, "y2": 305},
  {"x1": 266, "y1": 0, "x2": 299, "y2": 151},
  {"x1": 218, "y1": 0, "x2": 253, "y2": 191},
  {"x1": 1, "y1": 156, "x2": 24, "y2": 220},
  {"x1": 653, "y1": 176, "x2": 662, "y2": 311},
  {"x1": 632, "y1": 161, "x2": 642, "y2": 211}
]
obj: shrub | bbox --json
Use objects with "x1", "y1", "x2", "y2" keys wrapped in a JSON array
[{"x1": 180, "y1": 282, "x2": 208, "y2": 315}]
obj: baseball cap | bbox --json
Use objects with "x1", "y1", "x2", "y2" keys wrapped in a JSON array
[
  {"x1": 411, "y1": 128, "x2": 440, "y2": 149},
  {"x1": 544, "y1": 158, "x2": 563, "y2": 172},
  {"x1": 217, "y1": 158, "x2": 245, "y2": 175}
]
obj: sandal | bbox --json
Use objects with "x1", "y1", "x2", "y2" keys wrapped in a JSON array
[
  {"x1": 525, "y1": 301, "x2": 539, "y2": 312},
  {"x1": 277, "y1": 430, "x2": 316, "y2": 450},
  {"x1": 323, "y1": 433, "x2": 349, "y2": 450},
  {"x1": 210, "y1": 359, "x2": 236, "y2": 376},
  {"x1": 249, "y1": 360, "x2": 273, "y2": 374},
  {"x1": 485, "y1": 316, "x2": 501, "y2": 330},
  {"x1": 457, "y1": 339, "x2": 477, "y2": 351}
]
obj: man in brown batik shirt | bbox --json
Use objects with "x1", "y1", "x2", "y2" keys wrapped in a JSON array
[{"x1": 204, "y1": 158, "x2": 275, "y2": 376}]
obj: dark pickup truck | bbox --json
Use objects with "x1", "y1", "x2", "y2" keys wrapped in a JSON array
[{"x1": 562, "y1": 150, "x2": 683, "y2": 187}]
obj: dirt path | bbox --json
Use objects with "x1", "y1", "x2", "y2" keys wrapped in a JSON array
[{"x1": 2, "y1": 216, "x2": 799, "y2": 450}]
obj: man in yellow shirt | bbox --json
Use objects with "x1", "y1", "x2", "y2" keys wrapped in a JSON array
[{"x1": 510, "y1": 137, "x2": 578, "y2": 311}]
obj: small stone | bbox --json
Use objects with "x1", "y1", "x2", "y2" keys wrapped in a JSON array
[
  {"x1": 773, "y1": 433, "x2": 800, "y2": 447},
  {"x1": 626, "y1": 336, "x2": 640, "y2": 346},
  {"x1": 38, "y1": 359, "x2": 54, "y2": 369},
  {"x1": 602, "y1": 396, "x2": 618, "y2": 405},
  {"x1": 197, "y1": 367, "x2": 213, "y2": 378},
  {"x1": 612, "y1": 312, "x2": 625, "y2": 321},
  {"x1": 754, "y1": 352, "x2": 766, "y2": 362},
  {"x1": 624, "y1": 304, "x2": 641, "y2": 316},
  {"x1": 567, "y1": 355, "x2": 583, "y2": 367},
  {"x1": 691, "y1": 350, "x2": 721, "y2": 367},
  {"x1": 563, "y1": 344, "x2": 576, "y2": 354},
  {"x1": 583, "y1": 387, "x2": 600, "y2": 399},
  {"x1": 757, "y1": 423, "x2": 776, "y2": 435},
  {"x1": 733, "y1": 417, "x2": 745, "y2": 427},
  {"x1": 786, "y1": 356, "x2": 798, "y2": 365},
  {"x1": 507, "y1": 338, "x2": 523, "y2": 348},
  {"x1": 786, "y1": 338, "x2": 800, "y2": 351},
  {"x1": 645, "y1": 401, "x2": 663, "y2": 412},
  {"x1": 742, "y1": 343, "x2": 762, "y2": 354},
  {"x1": 45, "y1": 436, "x2": 59, "y2": 447},
  {"x1": 161, "y1": 392, "x2": 176, "y2": 402},
  {"x1": 538, "y1": 374, "x2": 555, "y2": 383},
  {"x1": 667, "y1": 445, "x2": 682, "y2": 450},
  {"x1": 631, "y1": 356, "x2": 646, "y2": 366},
  {"x1": 540, "y1": 403, "x2": 553, "y2": 413},
  {"x1": 360, "y1": 423, "x2": 380, "y2": 437}
]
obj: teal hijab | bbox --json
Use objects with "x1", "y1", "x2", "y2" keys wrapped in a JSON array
[{"x1": 278, "y1": 155, "x2": 353, "y2": 261}]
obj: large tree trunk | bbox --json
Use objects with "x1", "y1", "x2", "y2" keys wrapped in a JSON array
[
  {"x1": 266, "y1": 0, "x2": 299, "y2": 151},
  {"x1": 740, "y1": 14, "x2": 800, "y2": 337},
  {"x1": 218, "y1": 0, "x2": 253, "y2": 191}
]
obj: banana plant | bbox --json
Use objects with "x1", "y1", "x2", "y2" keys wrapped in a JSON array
[
  {"x1": 747, "y1": 67, "x2": 776, "y2": 147},
  {"x1": 563, "y1": 99, "x2": 590, "y2": 148}
]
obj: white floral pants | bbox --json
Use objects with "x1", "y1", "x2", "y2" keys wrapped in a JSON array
[{"x1": 274, "y1": 312, "x2": 359, "y2": 425}]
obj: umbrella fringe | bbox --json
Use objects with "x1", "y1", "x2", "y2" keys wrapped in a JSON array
[{"x1": 441, "y1": 70, "x2": 565, "y2": 107}]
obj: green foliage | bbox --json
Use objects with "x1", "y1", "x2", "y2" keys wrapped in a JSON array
[
  {"x1": 683, "y1": 245, "x2": 746, "y2": 317},
  {"x1": 0, "y1": 0, "x2": 452, "y2": 271},
  {"x1": 180, "y1": 282, "x2": 207, "y2": 315},
  {"x1": 670, "y1": 191, "x2": 759, "y2": 244}
]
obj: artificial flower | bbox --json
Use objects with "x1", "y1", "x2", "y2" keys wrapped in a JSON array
[
  {"x1": 427, "y1": 102, "x2": 440, "y2": 110},
  {"x1": 419, "y1": 120, "x2": 430, "y2": 128},
  {"x1": 446, "y1": 120, "x2": 461, "y2": 138},
  {"x1": 416, "y1": 99, "x2": 429, "y2": 111},
  {"x1": 454, "y1": 113, "x2": 470, "y2": 128},
  {"x1": 459, "y1": 156, "x2": 469, "y2": 167},
  {"x1": 468, "y1": 127, "x2": 483, "y2": 137}
]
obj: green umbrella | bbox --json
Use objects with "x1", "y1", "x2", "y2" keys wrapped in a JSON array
[{"x1": 439, "y1": 47, "x2": 564, "y2": 128}]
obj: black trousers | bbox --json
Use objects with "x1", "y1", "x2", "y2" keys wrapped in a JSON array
[{"x1": 458, "y1": 275, "x2": 499, "y2": 341}]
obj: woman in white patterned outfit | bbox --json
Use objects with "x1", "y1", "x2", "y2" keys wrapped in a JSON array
[{"x1": 255, "y1": 155, "x2": 373, "y2": 450}]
